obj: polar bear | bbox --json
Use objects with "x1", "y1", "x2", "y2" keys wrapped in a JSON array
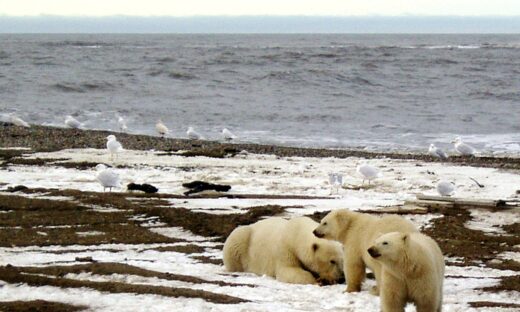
[
  {"x1": 368, "y1": 232, "x2": 445, "y2": 312},
  {"x1": 223, "y1": 216, "x2": 344, "y2": 285},
  {"x1": 313, "y1": 209, "x2": 418, "y2": 293}
]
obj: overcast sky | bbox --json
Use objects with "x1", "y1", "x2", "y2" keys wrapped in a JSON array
[{"x1": 2, "y1": 0, "x2": 520, "y2": 16}]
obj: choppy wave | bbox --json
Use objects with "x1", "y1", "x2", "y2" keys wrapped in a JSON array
[
  {"x1": 52, "y1": 82, "x2": 114, "y2": 93},
  {"x1": 1, "y1": 33, "x2": 520, "y2": 154},
  {"x1": 41, "y1": 40, "x2": 113, "y2": 48}
]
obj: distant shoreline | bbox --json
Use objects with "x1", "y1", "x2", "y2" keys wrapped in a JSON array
[{"x1": 2, "y1": 123, "x2": 520, "y2": 169}]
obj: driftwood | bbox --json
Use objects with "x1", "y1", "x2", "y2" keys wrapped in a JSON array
[
  {"x1": 359, "y1": 205, "x2": 429, "y2": 215},
  {"x1": 416, "y1": 194, "x2": 507, "y2": 207},
  {"x1": 404, "y1": 194, "x2": 519, "y2": 212}
]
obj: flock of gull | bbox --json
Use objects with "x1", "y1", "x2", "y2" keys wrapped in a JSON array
[
  {"x1": 3, "y1": 113, "x2": 477, "y2": 197},
  {"x1": 334, "y1": 139, "x2": 474, "y2": 197}
]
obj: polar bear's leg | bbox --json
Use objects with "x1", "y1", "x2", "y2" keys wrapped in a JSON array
[
  {"x1": 415, "y1": 292, "x2": 441, "y2": 312},
  {"x1": 369, "y1": 262, "x2": 382, "y2": 296},
  {"x1": 223, "y1": 226, "x2": 251, "y2": 272},
  {"x1": 416, "y1": 301, "x2": 439, "y2": 312},
  {"x1": 275, "y1": 266, "x2": 317, "y2": 284},
  {"x1": 380, "y1": 273, "x2": 406, "y2": 312},
  {"x1": 345, "y1": 257, "x2": 365, "y2": 292}
]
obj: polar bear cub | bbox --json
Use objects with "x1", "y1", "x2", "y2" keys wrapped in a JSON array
[
  {"x1": 223, "y1": 216, "x2": 344, "y2": 285},
  {"x1": 313, "y1": 209, "x2": 418, "y2": 293},
  {"x1": 368, "y1": 232, "x2": 445, "y2": 312}
]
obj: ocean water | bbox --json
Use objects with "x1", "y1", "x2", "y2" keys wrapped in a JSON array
[{"x1": 1, "y1": 33, "x2": 519, "y2": 154}]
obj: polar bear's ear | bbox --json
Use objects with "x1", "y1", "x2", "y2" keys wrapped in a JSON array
[{"x1": 312, "y1": 243, "x2": 319, "y2": 252}]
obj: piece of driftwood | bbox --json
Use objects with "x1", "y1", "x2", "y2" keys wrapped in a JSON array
[
  {"x1": 407, "y1": 199, "x2": 454, "y2": 209},
  {"x1": 360, "y1": 205, "x2": 429, "y2": 215},
  {"x1": 416, "y1": 194, "x2": 507, "y2": 207},
  {"x1": 128, "y1": 192, "x2": 333, "y2": 200},
  {"x1": 408, "y1": 194, "x2": 518, "y2": 211}
]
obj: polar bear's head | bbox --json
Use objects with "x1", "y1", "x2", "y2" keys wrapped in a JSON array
[
  {"x1": 308, "y1": 240, "x2": 344, "y2": 285},
  {"x1": 313, "y1": 209, "x2": 352, "y2": 241},
  {"x1": 367, "y1": 232, "x2": 407, "y2": 262}
]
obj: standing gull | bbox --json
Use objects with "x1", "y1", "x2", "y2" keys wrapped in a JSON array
[
  {"x1": 428, "y1": 144, "x2": 448, "y2": 160},
  {"x1": 356, "y1": 163, "x2": 382, "y2": 186},
  {"x1": 106, "y1": 135, "x2": 123, "y2": 161},
  {"x1": 9, "y1": 115, "x2": 30, "y2": 128},
  {"x1": 117, "y1": 116, "x2": 128, "y2": 132},
  {"x1": 95, "y1": 164, "x2": 121, "y2": 192},
  {"x1": 65, "y1": 115, "x2": 82, "y2": 129},
  {"x1": 222, "y1": 128, "x2": 237, "y2": 141},
  {"x1": 328, "y1": 173, "x2": 343, "y2": 195},
  {"x1": 437, "y1": 181, "x2": 455, "y2": 196},
  {"x1": 187, "y1": 127, "x2": 203, "y2": 140},
  {"x1": 155, "y1": 119, "x2": 168, "y2": 137},
  {"x1": 452, "y1": 137, "x2": 476, "y2": 156}
]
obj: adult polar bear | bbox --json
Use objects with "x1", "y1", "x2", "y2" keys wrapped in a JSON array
[
  {"x1": 313, "y1": 209, "x2": 418, "y2": 293},
  {"x1": 223, "y1": 216, "x2": 344, "y2": 285},
  {"x1": 368, "y1": 232, "x2": 445, "y2": 312}
]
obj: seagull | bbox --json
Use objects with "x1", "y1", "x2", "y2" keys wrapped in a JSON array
[
  {"x1": 9, "y1": 115, "x2": 30, "y2": 128},
  {"x1": 106, "y1": 135, "x2": 123, "y2": 161},
  {"x1": 117, "y1": 116, "x2": 128, "y2": 132},
  {"x1": 187, "y1": 126, "x2": 203, "y2": 140},
  {"x1": 222, "y1": 128, "x2": 237, "y2": 141},
  {"x1": 95, "y1": 164, "x2": 121, "y2": 192},
  {"x1": 452, "y1": 137, "x2": 476, "y2": 156},
  {"x1": 437, "y1": 181, "x2": 455, "y2": 196},
  {"x1": 328, "y1": 173, "x2": 343, "y2": 195},
  {"x1": 155, "y1": 119, "x2": 168, "y2": 137},
  {"x1": 65, "y1": 115, "x2": 82, "y2": 129},
  {"x1": 428, "y1": 144, "x2": 448, "y2": 160},
  {"x1": 356, "y1": 163, "x2": 382, "y2": 185}
]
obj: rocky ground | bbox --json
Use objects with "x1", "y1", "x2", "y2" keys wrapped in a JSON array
[{"x1": 0, "y1": 123, "x2": 519, "y2": 311}]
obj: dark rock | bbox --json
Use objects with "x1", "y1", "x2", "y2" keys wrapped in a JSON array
[
  {"x1": 182, "y1": 181, "x2": 232, "y2": 196},
  {"x1": 6, "y1": 185, "x2": 28, "y2": 192},
  {"x1": 127, "y1": 183, "x2": 159, "y2": 193},
  {"x1": 75, "y1": 256, "x2": 96, "y2": 262}
]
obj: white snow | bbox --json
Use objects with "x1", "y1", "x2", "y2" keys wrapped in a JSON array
[
  {"x1": 0, "y1": 148, "x2": 518, "y2": 311},
  {"x1": 76, "y1": 231, "x2": 105, "y2": 237},
  {"x1": 0, "y1": 148, "x2": 514, "y2": 201},
  {"x1": 465, "y1": 209, "x2": 520, "y2": 235}
]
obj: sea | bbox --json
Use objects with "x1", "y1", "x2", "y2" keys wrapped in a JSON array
[{"x1": 1, "y1": 33, "x2": 520, "y2": 154}]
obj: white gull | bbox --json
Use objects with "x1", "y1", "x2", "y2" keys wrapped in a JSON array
[
  {"x1": 452, "y1": 137, "x2": 476, "y2": 156},
  {"x1": 437, "y1": 181, "x2": 455, "y2": 196},
  {"x1": 155, "y1": 119, "x2": 169, "y2": 137},
  {"x1": 222, "y1": 128, "x2": 237, "y2": 141},
  {"x1": 356, "y1": 163, "x2": 382, "y2": 185},
  {"x1": 428, "y1": 144, "x2": 448, "y2": 160},
  {"x1": 187, "y1": 126, "x2": 203, "y2": 140},
  {"x1": 106, "y1": 135, "x2": 123, "y2": 161},
  {"x1": 65, "y1": 115, "x2": 82, "y2": 129},
  {"x1": 117, "y1": 116, "x2": 128, "y2": 132},
  {"x1": 95, "y1": 164, "x2": 121, "y2": 192}
]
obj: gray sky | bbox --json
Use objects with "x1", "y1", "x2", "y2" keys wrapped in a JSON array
[{"x1": 2, "y1": 0, "x2": 520, "y2": 16}]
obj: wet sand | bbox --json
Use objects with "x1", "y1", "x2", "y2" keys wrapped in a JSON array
[{"x1": 2, "y1": 122, "x2": 520, "y2": 169}]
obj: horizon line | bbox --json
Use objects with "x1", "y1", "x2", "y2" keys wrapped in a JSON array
[
  {"x1": 2, "y1": 15, "x2": 519, "y2": 34},
  {"x1": 2, "y1": 14, "x2": 520, "y2": 18}
]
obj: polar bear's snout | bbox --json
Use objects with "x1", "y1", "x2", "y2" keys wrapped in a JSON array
[
  {"x1": 367, "y1": 247, "x2": 381, "y2": 258},
  {"x1": 313, "y1": 229, "x2": 324, "y2": 238}
]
